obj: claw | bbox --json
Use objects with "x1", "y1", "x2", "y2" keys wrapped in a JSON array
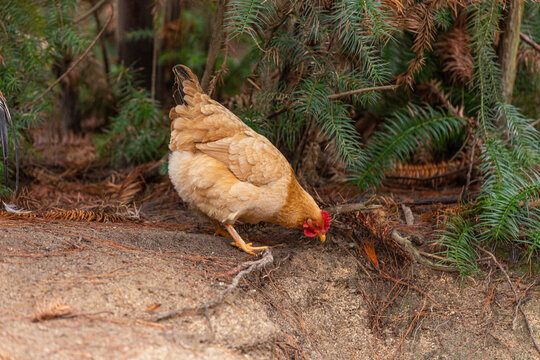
[
  {"x1": 230, "y1": 241, "x2": 268, "y2": 255},
  {"x1": 224, "y1": 224, "x2": 267, "y2": 255}
]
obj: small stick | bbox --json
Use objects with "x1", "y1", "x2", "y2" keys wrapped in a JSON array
[
  {"x1": 149, "y1": 249, "x2": 274, "y2": 323},
  {"x1": 324, "y1": 203, "x2": 381, "y2": 216},
  {"x1": 520, "y1": 32, "x2": 540, "y2": 53},
  {"x1": 74, "y1": 0, "x2": 108, "y2": 24},
  {"x1": 328, "y1": 84, "x2": 399, "y2": 100},
  {"x1": 401, "y1": 204, "x2": 414, "y2": 225}
]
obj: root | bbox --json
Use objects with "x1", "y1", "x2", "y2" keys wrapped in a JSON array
[{"x1": 148, "y1": 248, "x2": 274, "y2": 324}]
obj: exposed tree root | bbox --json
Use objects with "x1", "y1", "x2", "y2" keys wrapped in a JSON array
[
  {"x1": 148, "y1": 248, "x2": 274, "y2": 324},
  {"x1": 391, "y1": 231, "x2": 458, "y2": 273}
]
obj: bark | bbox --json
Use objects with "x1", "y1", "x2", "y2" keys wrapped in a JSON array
[
  {"x1": 498, "y1": 0, "x2": 524, "y2": 107},
  {"x1": 156, "y1": 0, "x2": 182, "y2": 103},
  {"x1": 117, "y1": 0, "x2": 154, "y2": 90},
  {"x1": 201, "y1": 0, "x2": 227, "y2": 93},
  {"x1": 53, "y1": 57, "x2": 81, "y2": 135}
]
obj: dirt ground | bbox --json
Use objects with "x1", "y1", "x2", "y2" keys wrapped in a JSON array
[{"x1": 0, "y1": 212, "x2": 539, "y2": 360}]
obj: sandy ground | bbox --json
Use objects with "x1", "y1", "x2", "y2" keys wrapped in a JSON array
[{"x1": 0, "y1": 215, "x2": 539, "y2": 360}]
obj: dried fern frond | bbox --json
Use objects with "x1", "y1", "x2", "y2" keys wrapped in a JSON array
[
  {"x1": 517, "y1": 44, "x2": 540, "y2": 73},
  {"x1": 32, "y1": 298, "x2": 74, "y2": 322},
  {"x1": 385, "y1": 160, "x2": 465, "y2": 187},
  {"x1": 396, "y1": 2, "x2": 437, "y2": 86},
  {"x1": 0, "y1": 208, "x2": 126, "y2": 223},
  {"x1": 437, "y1": 22, "x2": 474, "y2": 86}
]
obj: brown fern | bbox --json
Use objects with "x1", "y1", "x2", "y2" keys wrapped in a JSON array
[
  {"x1": 32, "y1": 298, "x2": 74, "y2": 322},
  {"x1": 385, "y1": 160, "x2": 466, "y2": 187},
  {"x1": 437, "y1": 16, "x2": 473, "y2": 86},
  {"x1": 517, "y1": 44, "x2": 540, "y2": 73},
  {"x1": 396, "y1": 2, "x2": 436, "y2": 86},
  {"x1": 395, "y1": 1, "x2": 467, "y2": 86},
  {"x1": 0, "y1": 208, "x2": 126, "y2": 223}
]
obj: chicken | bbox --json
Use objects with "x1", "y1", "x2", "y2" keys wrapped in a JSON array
[{"x1": 168, "y1": 65, "x2": 331, "y2": 255}]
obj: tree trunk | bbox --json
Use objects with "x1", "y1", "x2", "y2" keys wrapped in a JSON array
[
  {"x1": 201, "y1": 0, "x2": 227, "y2": 93},
  {"x1": 498, "y1": 0, "x2": 524, "y2": 105},
  {"x1": 117, "y1": 0, "x2": 154, "y2": 90},
  {"x1": 156, "y1": 0, "x2": 183, "y2": 103},
  {"x1": 53, "y1": 56, "x2": 81, "y2": 135}
]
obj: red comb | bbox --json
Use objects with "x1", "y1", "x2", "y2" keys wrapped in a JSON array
[{"x1": 321, "y1": 210, "x2": 331, "y2": 232}]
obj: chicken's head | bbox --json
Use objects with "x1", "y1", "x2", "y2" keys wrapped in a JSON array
[{"x1": 303, "y1": 210, "x2": 331, "y2": 242}]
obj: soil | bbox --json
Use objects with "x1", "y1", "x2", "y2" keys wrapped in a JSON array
[{"x1": 0, "y1": 212, "x2": 539, "y2": 359}]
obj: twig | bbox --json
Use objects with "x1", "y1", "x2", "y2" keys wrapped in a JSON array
[
  {"x1": 27, "y1": 4, "x2": 113, "y2": 108},
  {"x1": 475, "y1": 245, "x2": 540, "y2": 356},
  {"x1": 328, "y1": 84, "x2": 399, "y2": 100},
  {"x1": 148, "y1": 249, "x2": 274, "y2": 323},
  {"x1": 74, "y1": 0, "x2": 108, "y2": 24},
  {"x1": 400, "y1": 194, "x2": 479, "y2": 205},
  {"x1": 401, "y1": 204, "x2": 414, "y2": 225},
  {"x1": 520, "y1": 32, "x2": 540, "y2": 53},
  {"x1": 391, "y1": 231, "x2": 458, "y2": 272},
  {"x1": 463, "y1": 137, "x2": 477, "y2": 200},
  {"x1": 324, "y1": 203, "x2": 382, "y2": 216}
]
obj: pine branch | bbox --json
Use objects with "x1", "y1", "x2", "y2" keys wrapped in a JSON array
[
  {"x1": 520, "y1": 32, "x2": 540, "y2": 53},
  {"x1": 27, "y1": 3, "x2": 114, "y2": 108},
  {"x1": 328, "y1": 84, "x2": 398, "y2": 100}
]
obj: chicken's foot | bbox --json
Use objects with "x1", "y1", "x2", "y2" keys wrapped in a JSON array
[
  {"x1": 211, "y1": 219, "x2": 231, "y2": 238},
  {"x1": 224, "y1": 224, "x2": 267, "y2": 255}
]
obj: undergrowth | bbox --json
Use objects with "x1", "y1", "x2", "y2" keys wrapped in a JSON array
[{"x1": 223, "y1": 0, "x2": 540, "y2": 275}]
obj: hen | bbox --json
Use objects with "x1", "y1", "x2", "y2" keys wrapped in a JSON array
[{"x1": 168, "y1": 65, "x2": 330, "y2": 255}]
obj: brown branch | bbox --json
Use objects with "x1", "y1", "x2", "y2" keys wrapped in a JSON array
[
  {"x1": 148, "y1": 248, "x2": 274, "y2": 323},
  {"x1": 74, "y1": 0, "x2": 108, "y2": 24},
  {"x1": 520, "y1": 32, "x2": 540, "y2": 54},
  {"x1": 391, "y1": 231, "x2": 459, "y2": 272},
  {"x1": 324, "y1": 203, "x2": 382, "y2": 216},
  {"x1": 475, "y1": 245, "x2": 540, "y2": 356},
  {"x1": 400, "y1": 194, "x2": 479, "y2": 205},
  {"x1": 27, "y1": 4, "x2": 113, "y2": 109},
  {"x1": 328, "y1": 84, "x2": 399, "y2": 100}
]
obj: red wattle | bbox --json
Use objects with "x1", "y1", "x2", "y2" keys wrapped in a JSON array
[{"x1": 321, "y1": 210, "x2": 331, "y2": 232}]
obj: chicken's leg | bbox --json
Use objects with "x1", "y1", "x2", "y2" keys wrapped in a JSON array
[
  {"x1": 224, "y1": 224, "x2": 267, "y2": 255},
  {"x1": 210, "y1": 219, "x2": 231, "y2": 238}
]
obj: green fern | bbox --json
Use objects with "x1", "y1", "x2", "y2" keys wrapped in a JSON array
[
  {"x1": 293, "y1": 76, "x2": 364, "y2": 168},
  {"x1": 439, "y1": 214, "x2": 478, "y2": 276},
  {"x1": 226, "y1": 0, "x2": 276, "y2": 41},
  {"x1": 95, "y1": 67, "x2": 167, "y2": 165},
  {"x1": 352, "y1": 105, "x2": 464, "y2": 189}
]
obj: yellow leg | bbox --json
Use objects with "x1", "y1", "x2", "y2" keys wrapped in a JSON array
[
  {"x1": 224, "y1": 224, "x2": 268, "y2": 255},
  {"x1": 211, "y1": 219, "x2": 231, "y2": 238}
]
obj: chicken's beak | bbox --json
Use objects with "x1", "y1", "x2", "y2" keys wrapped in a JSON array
[{"x1": 318, "y1": 233, "x2": 326, "y2": 243}]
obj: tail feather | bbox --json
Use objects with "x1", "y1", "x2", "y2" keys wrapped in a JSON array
[{"x1": 172, "y1": 65, "x2": 205, "y2": 107}]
